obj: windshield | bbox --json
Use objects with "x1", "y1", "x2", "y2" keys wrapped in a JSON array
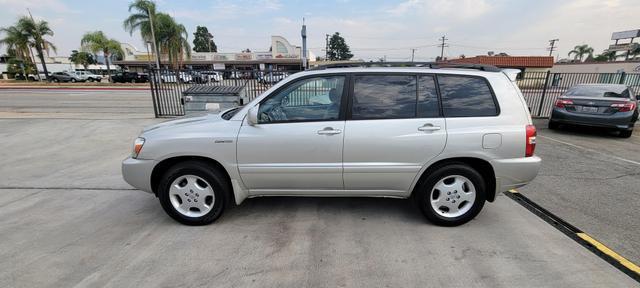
[{"x1": 565, "y1": 85, "x2": 630, "y2": 98}]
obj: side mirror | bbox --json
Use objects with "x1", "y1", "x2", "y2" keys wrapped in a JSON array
[{"x1": 247, "y1": 105, "x2": 259, "y2": 126}]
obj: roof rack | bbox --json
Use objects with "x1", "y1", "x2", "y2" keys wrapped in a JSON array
[{"x1": 308, "y1": 61, "x2": 501, "y2": 72}]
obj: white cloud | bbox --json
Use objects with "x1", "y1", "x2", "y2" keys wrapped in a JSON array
[
  {"x1": 388, "y1": 0, "x2": 492, "y2": 20},
  {"x1": 0, "y1": 0, "x2": 78, "y2": 14}
]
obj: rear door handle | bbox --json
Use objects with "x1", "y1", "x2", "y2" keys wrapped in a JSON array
[
  {"x1": 317, "y1": 127, "x2": 342, "y2": 135},
  {"x1": 418, "y1": 124, "x2": 441, "y2": 132}
]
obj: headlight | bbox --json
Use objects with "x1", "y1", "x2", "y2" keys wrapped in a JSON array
[{"x1": 132, "y1": 137, "x2": 145, "y2": 158}]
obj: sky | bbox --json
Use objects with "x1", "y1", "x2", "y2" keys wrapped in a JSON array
[{"x1": 0, "y1": 0, "x2": 638, "y2": 61}]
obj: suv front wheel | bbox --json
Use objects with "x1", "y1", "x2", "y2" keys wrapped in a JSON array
[
  {"x1": 157, "y1": 161, "x2": 229, "y2": 225},
  {"x1": 413, "y1": 163, "x2": 486, "y2": 226}
]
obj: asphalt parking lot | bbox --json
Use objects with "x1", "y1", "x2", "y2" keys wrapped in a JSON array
[{"x1": 0, "y1": 89, "x2": 638, "y2": 287}]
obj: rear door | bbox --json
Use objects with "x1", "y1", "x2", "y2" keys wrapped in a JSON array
[{"x1": 342, "y1": 74, "x2": 447, "y2": 194}]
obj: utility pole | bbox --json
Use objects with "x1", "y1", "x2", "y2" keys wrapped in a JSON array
[
  {"x1": 548, "y1": 38, "x2": 559, "y2": 57},
  {"x1": 411, "y1": 48, "x2": 415, "y2": 62},
  {"x1": 325, "y1": 34, "x2": 330, "y2": 61},
  {"x1": 438, "y1": 35, "x2": 448, "y2": 61}
]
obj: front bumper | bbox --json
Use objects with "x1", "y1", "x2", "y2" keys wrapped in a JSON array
[
  {"x1": 551, "y1": 108, "x2": 636, "y2": 130},
  {"x1": 492, "y1": 156, "x2": 541, "y2": 192},
  {"x1": 122, "y1": 157, "x2": 155, "y2": 193}
]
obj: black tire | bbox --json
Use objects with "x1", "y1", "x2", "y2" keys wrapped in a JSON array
[
  {"x1": 619, "y1": 129, "x2": 633, "y2": 138},
  {"x1": 88, "y1": 78, "x2": 94, "y2": 82},
  {"x1": 71, "y1": 78, "x2": 76, "y2": 83},
  {"x1": 157, "y1": 161, "x2": 229, "y2": 225},
  {"x1": 548, "y1": 120, "x2": 559, "y2": 130},
  {"x1": 413, "y1": 163, "x2": 486, "y2": 226}
]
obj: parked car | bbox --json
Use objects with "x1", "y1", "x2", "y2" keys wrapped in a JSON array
[
  {"x1": 50, "y1": 71, "x2": 84, "y2": 83},
  {"x1": 27, "y1": 71, "x2": 49, "y2": 81},
  {"x1": 258, "y1": 71, "x2": 288, "y2": 84},
  {"x1": 199, "y1": 71, "x2": 223, "y2": 82},
  {"x1": 160, "y1": 71, "x2": 193, "y2": 83},
  {"x1": 549, "y1": 84, "x2": 639, "y2": 137},
  {"x1": 73, "y1": 71, "x2": 103, "y2": 82},
  {"x1": 110, "y1": 72, "x2": 149, "y2": 83},
  {"x1": 122, "y1": 65, "x2": 541, "y2": 226}
]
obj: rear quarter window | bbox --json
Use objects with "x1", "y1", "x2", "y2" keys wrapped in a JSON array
[{"x1": 438, "y1": 75, "x2": 498, "y2": 117}]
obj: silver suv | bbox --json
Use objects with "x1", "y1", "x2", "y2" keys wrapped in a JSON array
[{"x1": 122, "y1": 64, "x2": 541, "y2": 226}]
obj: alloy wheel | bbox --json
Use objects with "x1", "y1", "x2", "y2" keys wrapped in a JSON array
[
  {"x1": 430, "y1": 175, "x2": 476, "y2": 218},
  {"x1": 169, "y1": 175, "x2": 216, "y2": 217}
]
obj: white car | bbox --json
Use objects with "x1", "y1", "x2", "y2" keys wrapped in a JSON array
[
  {"x1": 122, "y1": 64, "x2": 541, "y2": 226},
  {"x1": 200, "y1": 71, "x2": 223, "y2": 82},
  {"x1": 160, "y1": 71, "x2": 193, "y2": 83},
  {"x1": 72, "y1": 71, "x2": 103, "y2": 82}
]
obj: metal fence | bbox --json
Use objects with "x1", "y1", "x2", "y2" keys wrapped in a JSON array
[
  {"x1": 518, "y1": 71, "x2": 640, "y2": 118},
  {"x1": 148, "y1": 67, "x2": 640, "y2": 118},
  {"x1": 149, "y1": 68, "x2": 301, "y2": 117}
]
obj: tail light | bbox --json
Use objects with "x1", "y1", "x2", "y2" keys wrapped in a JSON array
[
  {"x1": 555, "y1": 99, "x2": 573, "y2": 108},
  {"x1": 611, "y1": 101, "x2": 636, "y2": 112},
  {"x1": 525, "y1": 125, "x2": 536, "y2": 157}
]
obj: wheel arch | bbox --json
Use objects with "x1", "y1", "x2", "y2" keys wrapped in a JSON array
[
  {"x1": 412, "y1": 157, "x2": 497, "y2": 202},
  {"x1": 150, "y1": 156, "x2": 235, "y2": 204}
]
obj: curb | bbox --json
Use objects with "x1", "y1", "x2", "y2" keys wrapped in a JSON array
[{"x1": 505, "y1": 190, "x2": 640, "y2": 283}]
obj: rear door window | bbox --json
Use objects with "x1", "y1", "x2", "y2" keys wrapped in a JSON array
[
  {"x1": 351, "y1": 75, "x2": 417, "y2": 120},
  {"x1": 437, "y1": 75, "x2": 498, "y2": 117}
]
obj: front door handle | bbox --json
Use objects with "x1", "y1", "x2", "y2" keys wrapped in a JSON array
[
  {"x1": 317, "y1": 127, "x2": 342, "y2": 135},
  {"x1": 418, "y1": 124, "x2": 441, "y2": 132}
]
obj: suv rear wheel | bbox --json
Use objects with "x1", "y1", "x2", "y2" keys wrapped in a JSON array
[
  {"x1": 157, "y1": 161, "x2": 229, "y2": 225},
  {"x1": 413, "y1": 164, "x2": 486, "y2": 226}
]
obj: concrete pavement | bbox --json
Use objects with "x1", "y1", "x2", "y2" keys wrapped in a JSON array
[{"x1": 0, "y1": 89, "x2": 637, "y2": 287}]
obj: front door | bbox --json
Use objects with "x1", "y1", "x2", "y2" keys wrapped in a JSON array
[
  {"x1": 343, "y1": 74, "x2": 447, "y2": 194},
  {"x1": 237, "y1": 75, "x2": 347, "y2": 194}
]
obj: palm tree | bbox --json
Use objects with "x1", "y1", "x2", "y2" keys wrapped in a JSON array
[
  {"x1": 623, "y1": 45, "x2": 640, "y2": 60},
  {"x1": 568, "y1": 44, "x2": 594, "y2": 62},
  {"x1": 16, "y1": 16, "x2": 56, "y2": 80},
  {"x1": 154, "y1": 13, "x2": 190, "y2": 69},
  {"x1": 124, "y1": 0, "x2": 157, "y2": 53},
  {"x1": 81, "y1": 31, "x2": 124, "y2": 80},
  {"x1": 124, "y1": 0, "x2": 190, "y2": 69},
  {"x1": 601, "y1": 50, "x2": 617, "y2": 61},
  {"x1": 0, "y1": 25, "x2": 32, "y2": 63}
]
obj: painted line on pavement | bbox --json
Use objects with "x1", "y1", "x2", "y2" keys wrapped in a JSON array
[
  {"x1": 505, "y1": 189, "x2": 640, "y2": 283},
  {"x1": 539, "y1": 135, "x2": 640, "y2": 166}
]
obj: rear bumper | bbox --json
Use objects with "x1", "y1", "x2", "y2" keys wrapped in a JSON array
[
  {"x1": 551, "y1": 108, "x2": 636, "y2": 130},
  {"x1": 492, "y1": 156, "x2": 541, "y2": 192},
  {"x1": 122, "y1": 157, "x2": 155, "y2": 193}
]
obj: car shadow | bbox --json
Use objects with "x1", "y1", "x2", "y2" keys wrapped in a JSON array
[
  {"x1": 219, "y1": 196, "x2": 429, "y2": 225},
  {"x1": 550, "y1": 124, "x2": 626, "y2": 138}
]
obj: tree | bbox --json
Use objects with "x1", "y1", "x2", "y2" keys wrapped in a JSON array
[
  {"x1": 192, "y1": 26, "x2": 217, "y2": 52},
  {"x1": 124, "y1": 0, "x2": 158, "y2": 57},
  {"x1": 124, "y1": 0, "x2": 190, "y2": 69},
  {"x1": 153, "y1": 13, "x2": 190, "y2": 69},
  {"x1": 623, "y1": 45, "x2": 640, "y2": 60},
  {"x1": 69, "y1": 50, "x2": 96, "y2": 70},
  {"x1": 81, "y1": 31, "x2": 124, "y2": 80},
  {"x1": 327, "y1": 32, "x2": 353, "y2": 61},
  {"x1": 568, "y1": 44, "x2": 594, "y2": 62},
  {"x1": 15, "y1": 16, "x2": 57, "y2": 80},
  {"x1": 0, "y1": 25, "x2": 32, "y2": 64},
  {"x1": 242, "y1": 48, "x2": 251, "y2": 53}
]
